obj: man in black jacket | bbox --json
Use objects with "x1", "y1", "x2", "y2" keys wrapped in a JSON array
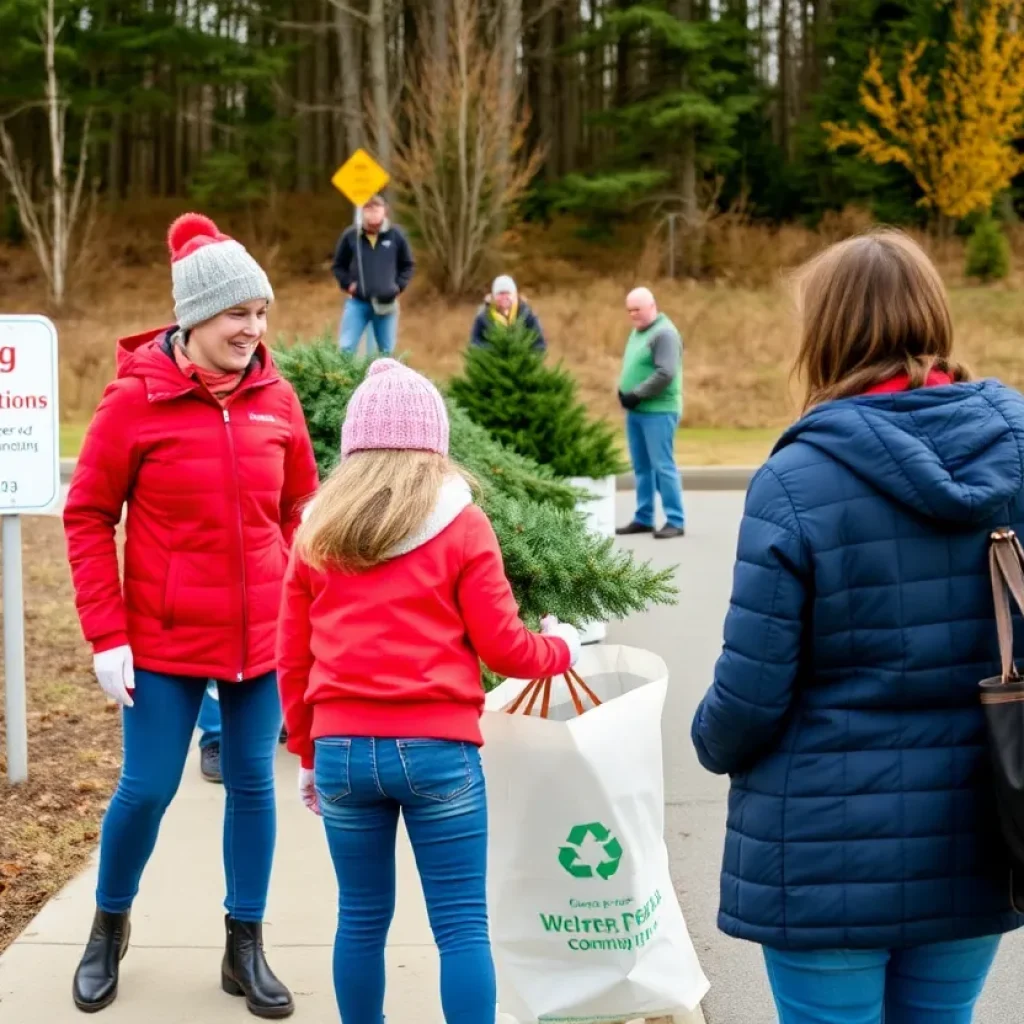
[{"x1": 332, "y1": 194, "x2": 415, "y2": 355}]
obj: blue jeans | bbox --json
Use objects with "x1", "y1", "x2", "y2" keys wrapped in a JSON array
[
  {"x1": 198, "y1": 681, "x2": 221, "y2": 749},
  {"x1": 626, "y1": 410, "x2": 684, "y2": 528},
  {"x1": 315, "y1": 737, "x2": 495, "y2": 1024},
  {"x1": 339, "y1": 297, "x2": 398, "y2": 356},
  {"x1": 763, "y1": 936, "x2": 1001, "y2": 1024},
  {"x1": 96, "y1": 670, "x2": 282, "y2": 921}
]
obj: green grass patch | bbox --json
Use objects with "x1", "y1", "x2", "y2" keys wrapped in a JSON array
[
  {"x1": 59, "y1": 417, "x2": 781, "y2": 468},
  {"x1": 676, "y1": 426, "x2": 781, "y2": 466},
  {"x1": 618, "y1": 425, "x2": 780, "y2": 467},
  {"x1": 60, "y1": 422, "x2": 87, "y2": 458}
]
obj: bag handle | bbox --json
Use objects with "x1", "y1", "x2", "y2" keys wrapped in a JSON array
[
  {"x1": 990, "y1": 528, "x2": 1024, "y2": 683},
  {"x1": 504, "y1": 669, "x2": 603, "y2": 719}
]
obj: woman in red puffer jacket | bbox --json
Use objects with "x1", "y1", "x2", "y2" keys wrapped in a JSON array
[{"x1": 63, "y1": 213, "x2": 318, "y2": 1019}]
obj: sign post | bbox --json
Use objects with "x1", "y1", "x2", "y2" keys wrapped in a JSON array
[
  {"x1": 331, "y1": 147, "x2": 391, "y2": 208},
  {"x1": 330, "y1": 149, "x2": 393, "y2": 355},
  {"x1": 0, "y1": 315, "x2": 60, "y2": 784}
]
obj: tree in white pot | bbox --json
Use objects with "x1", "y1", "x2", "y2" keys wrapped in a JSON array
[{"x1": 448, "y1": 320, "x2": 628, "y2": 642}]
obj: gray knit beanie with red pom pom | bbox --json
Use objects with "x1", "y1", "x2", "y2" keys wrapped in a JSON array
[{"x1": 167, "y1": 213, "x2": 274, "y2": 331}]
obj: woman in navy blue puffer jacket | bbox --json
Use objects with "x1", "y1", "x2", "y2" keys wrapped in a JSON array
[{"x1": 691, "y1": 230, "x2": 1024, "y2": 1024}]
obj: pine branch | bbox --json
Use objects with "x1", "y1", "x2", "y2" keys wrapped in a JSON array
[{"x1": 274, "y1": 338, "x2": 678, "y2": 630}]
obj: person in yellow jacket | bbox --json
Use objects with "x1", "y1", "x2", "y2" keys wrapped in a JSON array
[{"x1": 469, "y1": 275, "x2": 547, "y2": 351}]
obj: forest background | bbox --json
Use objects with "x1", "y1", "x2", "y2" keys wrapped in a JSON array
[{"x1": 1, "y1": 0, "x2": 1023, "y2": 466}]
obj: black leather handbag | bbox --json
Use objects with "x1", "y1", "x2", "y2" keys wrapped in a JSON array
[{"x1": 979, "y1": 527, "x2": 1024, "y2": 912}]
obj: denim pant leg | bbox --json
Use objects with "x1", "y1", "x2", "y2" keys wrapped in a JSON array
[
  {"x1": 763, "y1": 937, "x2": 1001, "y2": 1024},
  {"x1": 316, "y1": 738, "x2": 495, "y2": 1024},
  {"x1": 197, "y1": 680, "x2": 221, "y2": 749},
  {"x1": 391, "y1": 740, "x2": 495, "y2": 1024},
  {"x1": 371, "y1": 311, "x2": 398, "y2": 355},
  {"x1": 626, "y1": 411, "x2": 656, "y2": 527},
  {"x1": 646, "y1": 411, "x2": 684, "y2": 528},
  {"x1": 886, "y1": 936, "x2": 1001, "y2": 1023},
  {"x1": 218, "y1": 672, "x2": 282, "y2": 922},
  {"x1": 339, "y1": 298, "x2": 375, "y2": 355},
  {"x1": 316, "y1": 737, "x2": 400, "y2": 1024},
  {"x1": 96, "y1": 671, "x2": 208, "y2": 912},
  {"x1": 763, "y1": 946, "x2": 887, "y2": 1024}
]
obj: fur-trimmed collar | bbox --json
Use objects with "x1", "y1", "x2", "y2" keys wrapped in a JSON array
[{"x1": 386, "y1": 475, "x2": 472, "y2": 558}]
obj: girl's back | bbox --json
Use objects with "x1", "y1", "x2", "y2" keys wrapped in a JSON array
[{"x1": 276, "y1": 358, "x2": 580, "y2": 1024}]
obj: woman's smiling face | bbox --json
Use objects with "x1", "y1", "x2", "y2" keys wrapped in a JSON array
[{"x1": 187, "y1": 299, "x2": 268, "y2": 373}]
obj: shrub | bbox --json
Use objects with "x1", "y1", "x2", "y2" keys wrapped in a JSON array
[{"x1": 965, "y1": 216, "x2": 1011, "y2": 282}]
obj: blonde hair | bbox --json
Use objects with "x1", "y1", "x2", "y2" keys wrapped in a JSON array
[
  {"x1": 793, "y1": 229, "x2": 970, "y2": 412},
  {"x1": 296, "y1": 450, "x2": 475, "y2": 572}
]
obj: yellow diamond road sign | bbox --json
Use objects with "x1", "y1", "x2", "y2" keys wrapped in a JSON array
[{"x1": 331, "y1": 149, "x2": 390, "y2": 207}]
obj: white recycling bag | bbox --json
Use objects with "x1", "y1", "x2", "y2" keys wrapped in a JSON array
[{"x1": 482, "y1": 645, "x2": 710, "y2": 1024}]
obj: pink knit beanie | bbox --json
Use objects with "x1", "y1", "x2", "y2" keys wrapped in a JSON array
[{"x1": 342, "y1": 359, "x2": 450, "y2": 457}]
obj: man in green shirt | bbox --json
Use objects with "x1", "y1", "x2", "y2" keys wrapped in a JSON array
[{"x1": 616, "y1": 287, "x2": 685, "y2": 539}]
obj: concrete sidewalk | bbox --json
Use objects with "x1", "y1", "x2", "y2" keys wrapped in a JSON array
[
  {"x1": 0, "y1": 741, "x2": 706, "y2": 1024},
  {"x1": 0, "y1": 743, "x2": 444, "y2": 1023}
]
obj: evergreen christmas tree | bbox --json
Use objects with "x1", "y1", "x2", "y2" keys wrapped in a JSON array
[
  {"x1": 965, "y1": 216, "x2": 1011, "y2": 283},
  {"x1": 448, "y1": 320, "x2": 627, "y2": 480},
  {"x1": 274, "y1": 339, "x2": 676, "y2": 630}
]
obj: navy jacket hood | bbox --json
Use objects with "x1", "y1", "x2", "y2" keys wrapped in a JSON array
[
  {"x1": 692, "y1": 375, "x2": 1024, "y2": 949},
  {"x1": 775, "y1": 380, "x2": 1024, "y2": 525}
]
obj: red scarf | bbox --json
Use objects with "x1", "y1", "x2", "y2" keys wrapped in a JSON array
[
  {"x1": 862, "y1": 370, "x2": 953, "y2": 396},
  {"x1": 173, "y1": 343, "x2": 244, "y2": 403}
]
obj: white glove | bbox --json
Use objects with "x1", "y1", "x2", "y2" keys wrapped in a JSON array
[
  {"x1": 299, "y1": 766, "x2": 321, "y2": 816},
  {"x1": 541, "y1": 615, "x2": 582, "y2": 667},
  {"x1": 93, "y1": 645, "x2": 135, "y2": 707}
]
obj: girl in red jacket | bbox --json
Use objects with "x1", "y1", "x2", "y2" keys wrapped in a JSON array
[
  {"x1": 63, "y1": 214, "x2": 318, "y2": 1018},
  {"x1": 277, "y1": 358, "x2": 580, "y2": 1024}
]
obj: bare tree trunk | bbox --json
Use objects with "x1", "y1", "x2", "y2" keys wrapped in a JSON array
[
  {"x1": 538, "y1": 5, "x2": 556, "y2": 177},
  {"x1": 0, "y1": 0, "x2": 91, "y2": 305},
  {"x1": 433, "y1": 0, "x2": 449, "y2": 67},
  {"x1": 810, "y1": 0, "x2": 828, "y2": 94},
  {"x1": 799, "y1": 0, "x2": 810, "y2": 112},
  {"x1": 316, "y1": 0, "x2": 331, "y2": 179},
  {"x1": 674, "y1": 0, "x2": 698, "y2": 276},
  {"x1": 614, "y1": 0, "x2": 631, "y2": 109},
  {"x1": 758, "y1": 0, "x2": 767, "y2": 81},
  {"x1": 45, "y1": 0, "x2": 66, "y2": 300},
  {"x1": 778, "y1": 0, "x2": 791, "y2": 158},
  {"x1": 294, "y1": 0, "x2": 315, "y2": 190},
  {"x1": 175, "y1": 100, "x2": 185, "y2": 196},
  {"x1": 335, "y1": 0, "x2": 364, "y2": 154},
  {"x1": 107, "y1": 112, "x2": 122, "y2": 199},
  {"x1": 496, "y1": 0, "x2": 521, "y2": 174},
  {"x1": 558, "y1": 3, "x2": 580, "y2": 174},
  {"x1": 368, "y1": 0, "x2": 391, "y2": 167},
  {"x1": 585, "y1": 0, "x2": 603, "y2": 164}
]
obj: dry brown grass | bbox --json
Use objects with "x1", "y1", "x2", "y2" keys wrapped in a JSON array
[
  {"x1": 0, "y1": 517, "x2": 122, "y2": 953},
  {"x1": 1, "y1": 197, "x2": 1022, "y2": 435}
]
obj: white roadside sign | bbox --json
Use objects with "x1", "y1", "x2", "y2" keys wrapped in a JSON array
[
  {"x1": 0, "y1": 313, "x2": 60, "y2": 784},
  {"x1": 0, "y1": 315, "x2": 60, "y2": 514}
]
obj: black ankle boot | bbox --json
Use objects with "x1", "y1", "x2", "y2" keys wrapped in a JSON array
[
  {"x1": 72, "y1": 908, "x2": 131, "y2": 1013},
  {"x1": 221, "y1": 915, "x2": 294, "y2": 1019}
]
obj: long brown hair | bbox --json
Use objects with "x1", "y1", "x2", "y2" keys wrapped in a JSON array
[
  {"x1": 295, "y1": 449, "x2": 475, "y2": 572},
  {"x1": 793, "y1": 229, "x2": 970, "y2": 411}
]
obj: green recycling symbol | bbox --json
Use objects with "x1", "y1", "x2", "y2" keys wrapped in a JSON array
[{"x1": 558, "y1": 821, "x2": 623, "y2": 880}]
